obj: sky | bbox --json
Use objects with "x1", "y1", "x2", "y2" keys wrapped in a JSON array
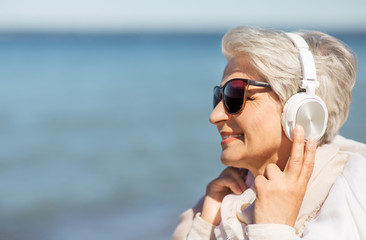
[{"x1": 0, "y1": 0, "x2": 365, "y2": 33}]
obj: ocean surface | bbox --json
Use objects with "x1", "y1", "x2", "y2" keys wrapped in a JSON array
[{"x1": 0, "y1": 32, "x2": 365, "y2": 240}]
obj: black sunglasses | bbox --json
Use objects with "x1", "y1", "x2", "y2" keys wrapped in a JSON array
[{"x1": 213, "y1": 78, "x2": 271, "y2": 114}]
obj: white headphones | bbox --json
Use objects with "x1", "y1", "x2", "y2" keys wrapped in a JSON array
[{"x1": 281, "y1": 33, "x2": 328, "y2": 141}]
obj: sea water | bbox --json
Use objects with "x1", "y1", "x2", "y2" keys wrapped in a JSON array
[{"x1": 0, "y1": 32, "x2": 365, "y2": 240}]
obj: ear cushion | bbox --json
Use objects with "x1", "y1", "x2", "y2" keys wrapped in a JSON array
[{"x1": 282, "y1": 92, "x2": 328, "y2": 141}]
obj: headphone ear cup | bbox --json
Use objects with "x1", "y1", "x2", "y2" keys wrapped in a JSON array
[{"x1": 282, "y1": 93, "x2": 328, "y2": 141}]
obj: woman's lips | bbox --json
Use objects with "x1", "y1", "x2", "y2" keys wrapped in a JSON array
[{"x1": 220, "y1": 132, "x2": 244, "y2": 145}]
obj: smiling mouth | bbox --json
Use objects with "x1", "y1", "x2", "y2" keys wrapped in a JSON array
[
  {"x1": 220, "y1": 133, "x2": 244, "y2": 144},
  {"x1": 222, "y1": 134, "x2": 243, "y2": 140}
]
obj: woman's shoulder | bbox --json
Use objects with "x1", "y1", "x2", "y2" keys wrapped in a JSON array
[
  {"x1": 333, "y1": 135, "x2": 366, "y2": 180},
  {"x1": 333, "y1": 135, "x2": 366, "y2": 157},
  {"x1": 327, "y1": 135, "x2": 366, "y2": 200},
  {"x1": 340, "y1": 144, "x2": 366, "y2": 199},
  {"x1": 303, "y1": 146, "x2": 366, "y2": 239},
  {"x1": 333, "y1": 135, "x2": 366, "y2": 170}
]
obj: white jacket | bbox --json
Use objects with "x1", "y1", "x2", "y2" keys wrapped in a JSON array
[{"x1": 171, "y1": 136, "x2": 366, "y2": 240}]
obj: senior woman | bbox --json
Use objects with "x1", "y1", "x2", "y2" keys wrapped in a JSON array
[{"x1": 171, "y1": 26, "x2": 366, "y2": 240}]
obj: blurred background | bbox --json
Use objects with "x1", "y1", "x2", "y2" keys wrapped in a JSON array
[{"x1": 0, "y1": 0, "x2": 365, "y2": 239}]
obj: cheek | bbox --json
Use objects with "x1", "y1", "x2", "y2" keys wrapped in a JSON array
[{"x1": 241, "y1": 103, "x2": 283, "y2": 139}]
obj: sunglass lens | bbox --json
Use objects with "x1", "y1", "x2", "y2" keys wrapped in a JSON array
[
  {"x1": 224, "y1": 80, "x2": 246, "y2": 113},
  {"x1": 213, "y1": 86, "x2": 221, "y2": 108}
]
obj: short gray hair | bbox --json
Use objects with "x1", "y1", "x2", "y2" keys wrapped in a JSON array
[{"x1": 222, "y1": 26, "x2": 357, "y2": 145}]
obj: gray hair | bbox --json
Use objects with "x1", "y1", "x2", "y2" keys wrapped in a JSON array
[{"x1": 222, "y1": 26, "x2": 357, "y2": 145}]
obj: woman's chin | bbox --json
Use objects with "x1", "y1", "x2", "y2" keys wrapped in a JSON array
[{"x1": 220, "y1": 150, "x2": 244, "y2": 168}]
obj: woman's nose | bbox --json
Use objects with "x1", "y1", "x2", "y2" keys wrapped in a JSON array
[{"x1": 209, "y1": 101, "x2": 229, "y2": 125}]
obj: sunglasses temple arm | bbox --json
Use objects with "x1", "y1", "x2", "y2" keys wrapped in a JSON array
[{"x1": 247, "y1": 79, "x2": 271, "y2": 88}]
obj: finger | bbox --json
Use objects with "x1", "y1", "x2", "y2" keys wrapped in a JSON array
[
  {"x1": 215, "y1": 175, "x2": 245, "y2": 195},
  {"x1": 300, "y1": 137, "x2": 317, "y2": 181},
  {"x1": 263, "y1": 163, "x2": 283, "y2": 180},
  {"x1": 230, "y1": 168, "x2": 248, "y2": 192},
  {"x1": 220, "y1": 167, "x2": 247, "y2": 192},
  {"x1": 254, "y1": 175, "x2": 268, "y2": 196},
  {"x1": 284, "y1": 125, "x2": 305, "y2": 176}
]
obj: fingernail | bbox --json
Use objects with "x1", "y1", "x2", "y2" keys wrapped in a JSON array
[{"x1": 294, "y1": 125, "x2": 303, "y2": 135}]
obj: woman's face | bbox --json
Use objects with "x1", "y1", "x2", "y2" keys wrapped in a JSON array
[{"x1": 210, "y1": 56, "x2": 292, "y2": 176}]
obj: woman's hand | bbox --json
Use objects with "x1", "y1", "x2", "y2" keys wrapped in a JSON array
[
  {"x1": 254, "y1": 125, "x2": 317, "y2": 226},
  {"x1": 201, "y1": 167, "x2": 248, "y2": 225}
]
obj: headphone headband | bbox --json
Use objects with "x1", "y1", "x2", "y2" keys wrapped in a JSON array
[
  {"x1": 285, "y1": 33, "x2": 318, "y2": 96},
  {"x1": 282, "y1": 32, "x2": 328, "y2": 141}
]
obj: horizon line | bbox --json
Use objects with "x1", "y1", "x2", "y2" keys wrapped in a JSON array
[{"x1": 1, "y1": 28, "x2": 366, "y2": 36}]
